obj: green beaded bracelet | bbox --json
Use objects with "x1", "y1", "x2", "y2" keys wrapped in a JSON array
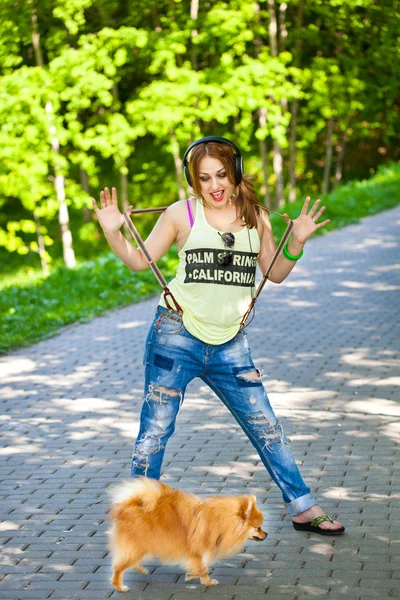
[{"x1": 283, "y1": 240, "x2": 304, "y2": 261}]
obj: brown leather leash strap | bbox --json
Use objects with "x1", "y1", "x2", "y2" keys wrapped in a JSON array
[
  {"x1": 129, "y1": 205, "x2": 288, "y2": 218},
  {"x1": 123, "y1": 212, "x2": 183, "y2": 315},
  {"x1": 123, "y1": 205, "x2": 293, "y2": 325},
  {"x1": 130, "y1": 207, "x2": 170, "y2": 215},
  {"x1": 240, "y1": 220, "x2": 293, "y2": 327}
]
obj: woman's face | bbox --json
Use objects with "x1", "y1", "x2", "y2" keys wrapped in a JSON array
[{"x1": 197, "y1": 156, "x2": 235, "y2": 209}]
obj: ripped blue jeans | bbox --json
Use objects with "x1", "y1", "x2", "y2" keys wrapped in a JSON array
[{"x1": 131, "y1": 305, "x2": 317, "y2": 516}]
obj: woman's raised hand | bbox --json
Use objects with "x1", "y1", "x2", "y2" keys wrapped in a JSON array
[
  {"x1": 283, "y1": 196, "x2": 331, "y2": 245},
  {"x1": 92, "y1": 187, "x2": 133, "y2": 235}
]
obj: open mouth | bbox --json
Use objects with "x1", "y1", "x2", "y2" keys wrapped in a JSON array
[{"x1": 210, "y1": 190, "x2": 225, "y2": 201}]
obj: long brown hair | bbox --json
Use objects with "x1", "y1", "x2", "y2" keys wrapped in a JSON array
[{"x1": 187, "y1": 141, "x2": 263, "y2": 229}]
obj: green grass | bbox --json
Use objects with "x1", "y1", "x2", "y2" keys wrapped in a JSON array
[
  {"x1": 0, "y1": 252, "x2": 178, "y2": 354},
  {"x1": 1, "y1": 161, "x2": 400, "y2": 354}
]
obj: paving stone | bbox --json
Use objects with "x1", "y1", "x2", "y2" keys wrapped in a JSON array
[
  {"x1": 0, "y1": 207, "x2": 399, "y2": 600},
  {"x1": 0, "y1": 593, "x2": 53, "y2": 600}
]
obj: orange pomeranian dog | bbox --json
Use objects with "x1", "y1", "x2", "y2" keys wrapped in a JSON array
[{"x1": 107, "y1": 477, "x2": 267, "y2": 591}]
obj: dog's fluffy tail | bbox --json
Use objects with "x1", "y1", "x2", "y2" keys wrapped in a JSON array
[{"x1": 108, "y1": 477, "x2": 162, "y2": 520}]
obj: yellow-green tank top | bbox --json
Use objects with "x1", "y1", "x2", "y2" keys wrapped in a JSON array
[{"x1": 159, "y1": 198, "x2": 260, "y2": 344}]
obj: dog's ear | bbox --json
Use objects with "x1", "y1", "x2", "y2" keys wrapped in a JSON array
[
  {"x1": 238, "y1": 495, "x2": 257, "y2": 522},
  {"x1": 246, "y1": 496, "x2": 257, "y2": 520}
]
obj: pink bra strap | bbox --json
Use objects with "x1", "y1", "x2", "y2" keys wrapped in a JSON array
[{"x1": 186, "y1": 199, "x2": 194, "y2": 228}]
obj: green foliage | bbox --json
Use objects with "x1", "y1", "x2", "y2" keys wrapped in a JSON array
[
  {"x1": 1, "y1": 162, "x2": 399, "y2": 354},
  {"x1": 0, "y1": 0, "x2": 399, "y2": 344},
  {"x1": 53, "y1": 0, "x2": 95, "y2": 36}
]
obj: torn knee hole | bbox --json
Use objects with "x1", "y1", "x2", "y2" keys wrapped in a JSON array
[
  {"x1": 247, "y1": 412, "x2": 271, "y2": 426},
  {"x1": 147, "y1": 384, "x2": 182, "y2": 403},
  {"x1": 152, "y1": 385, "x2": 177, "y2": 396},
  {"x1": 235, "y1": 368, "x2": 263, "y2": 385},
  {"x1": 135, "y1": 433, "x2": 162, "y2": 455},
  {"x1": 246, "y1": 414, "x2": 287, "y2": 449},
  {"x1": 240, "y1": 370, "x2": 261, "y2": 380}
]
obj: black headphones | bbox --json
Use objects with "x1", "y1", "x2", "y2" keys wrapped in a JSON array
[{"x1": 182, "y1": 136, "x2": 244, "y2": 187}]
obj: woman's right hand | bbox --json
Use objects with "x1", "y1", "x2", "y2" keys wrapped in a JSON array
[{"x1": 92, "y1": 187, "x2": 133, "y2": 236}]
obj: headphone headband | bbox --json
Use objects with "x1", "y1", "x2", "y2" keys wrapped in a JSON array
[{"x1": 183, "y1": 136, "x2": 244, "y2": 187}]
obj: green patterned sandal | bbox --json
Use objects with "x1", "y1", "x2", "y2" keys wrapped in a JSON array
[{"x1": 292, "y1": 515, "x2": 345, "y2": 535}]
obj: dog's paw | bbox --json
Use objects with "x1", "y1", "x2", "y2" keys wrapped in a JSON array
[
  {"x1": 200, "y1": 576, "x2": 219, "y2": 586},
  {"x1": 137, "y1": 567, "x2": 148, "y2": 575},
  {"x1": 117, "y1": 585, "x2": 130, "y2": 593},
  {"x1": 111, "y1": 577, "x2": 129, "y2": 593}
]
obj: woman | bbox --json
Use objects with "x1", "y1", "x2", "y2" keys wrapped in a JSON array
[{"x1": 93, "y1": 137, "x2": 344, "y2": 535}]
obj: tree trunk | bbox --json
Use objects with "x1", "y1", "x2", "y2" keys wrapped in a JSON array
[
  {"x1": 112, "y1": 83, "x2": 129, "y2": 211},
  {"x1": 190, "y1": 0, "x2": 201, "y2": 129},
  {"x1": 46, "y1": 103, "x2": 76, "y2": 268},
  {"x1": 253, "y1": 2, "x2": 263, "y2": 54},
  {"x1": 288, "y1": 0, "x2": 304, "y2": 202},
  {"x1": 111, "y1": 83, "x2": 132, "y2": 236},
  {"x1": 80, "y1": 167, "x2": 89, "y2": 192},
  {"x1": 254, "y1": 5, "x2": 271, "y2": 205},
  {"x1": 190, "y1": 0, "x2": 199, "y2": 70},
  {"x1": 80, "y1": 168, "x2": 92, "y2": 223},
  {"x1": 120, "y1": 164, "x2": 129, "y2": 212},
  {"x1": 258, "y1": 107, "x2": 271, "y2": 206},
  {"x1": 322, "y1": 116, "x2": 334, "y2": 195},
  {"x1": 333, "y1": 130, "x2": 346, "y2": 191},
  {"x1": 31, "y1": 3, "x2": 44, "y2": 66},
  {"x1": 31, "y1": 3, "x2": 75, "y2": 268},
  {"x1": 267, "y1": 0, "x2": 278, "y2": 56},
  {"x1": 278, "y1": 2, "x2": 288, "y2": 53},
  {"x1": 267, "y1": 0, "x2": 285, "y2": 207},
  {"x1": 288, "y1": 98, "x2": 299, "y2": 202},
  {"x1": 273, "y1": 143, "x2": 284, "y2": 208},
  {"x1": 33, "y1": 210, "x2": 49, "y2": 276},
  {"x1": 151, "y1": 5, "x2": 162, "y2": 32},
  {"x1": 171, "y1": 130, "x2": 186, "y2": 201}
]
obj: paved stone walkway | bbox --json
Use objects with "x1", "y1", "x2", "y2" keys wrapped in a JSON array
[{"x1": 1, "y1": 206, "x2": 399, "y2": 600}]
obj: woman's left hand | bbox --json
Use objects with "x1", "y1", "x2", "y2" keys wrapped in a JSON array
[{"x1": 283, "y1": 197, "x2": 330, "y2": 245}]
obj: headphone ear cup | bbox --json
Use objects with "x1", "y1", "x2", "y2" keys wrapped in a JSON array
[
  {"x1": 184, "y1": 164, "x2": 192, "y2": 187},
  {"x1": 235, "y1": 155, "x2": 244, "y2": 185}
]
